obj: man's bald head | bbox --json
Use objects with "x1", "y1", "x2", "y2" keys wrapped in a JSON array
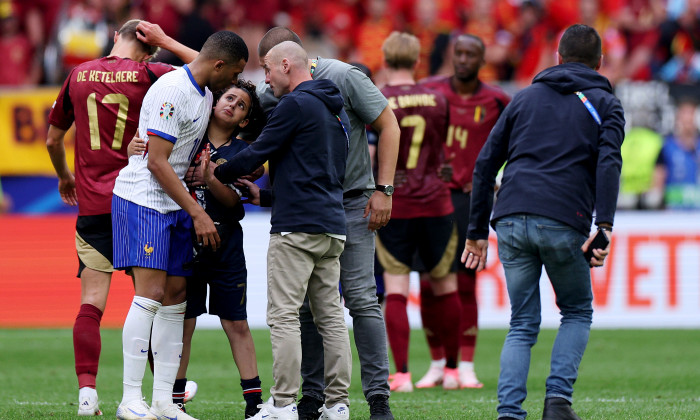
[
  {"x1": 264, "y1": 41, "x2": 311, "y2": 98},
  {"x1": 267, "y1": 41, "x2": 309, "y2": 69},
  {"x1": 258, "y1": 27, "x2": 303, "y2": 60}
]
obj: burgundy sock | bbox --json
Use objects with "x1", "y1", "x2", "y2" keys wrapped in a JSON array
[
  {"x1": 419, "y1": 279, "x2": 445, "y2": 360},
  {"x1": 458, "y1": 271, "x2": 478, "y2": 361},
  {"x1": 385, "y1": 294, "x2": 410, "y2": 373},
  {"x1": 435, "y1": 291, "x2": 461, "y2": 369},
  {"x1": 73, "y1": 304, "x2": 103, "y2": 388}
]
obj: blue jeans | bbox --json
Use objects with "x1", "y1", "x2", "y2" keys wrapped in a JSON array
[
  {"x1": 494, "y1": 214, "x2": 593, "y2": 420},
  {"x1": 300, "y1": 194, "x2": 391, "y2": 401}
]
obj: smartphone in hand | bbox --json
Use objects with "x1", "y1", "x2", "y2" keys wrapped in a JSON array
[{"x1": 583, "y1": 229, "x2": 610, "y2": 261}]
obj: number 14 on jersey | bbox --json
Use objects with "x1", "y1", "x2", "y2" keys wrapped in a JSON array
[{"x1": 446, "y1": 125, "x2": 468, "y2": 149}]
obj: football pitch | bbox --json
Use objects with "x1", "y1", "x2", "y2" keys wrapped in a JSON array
[{"x1": 1, "y1": 328, "x2": 699, "y2": 419}]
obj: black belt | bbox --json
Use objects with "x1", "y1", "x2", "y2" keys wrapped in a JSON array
[{"x1": 343, "y1": 189, "x2": 365, "y2": 199}]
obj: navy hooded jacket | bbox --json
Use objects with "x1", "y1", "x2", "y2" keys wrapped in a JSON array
[
  {"x1": 468, "y1": 62, "x2": 625, "y2": 238},
  {"x1": 214, "y1": 79, "x2": 350, "y2": 235}
]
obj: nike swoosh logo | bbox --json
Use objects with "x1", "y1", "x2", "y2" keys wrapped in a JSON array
[
  {"x1": 128, "y1": 408, "x2": 148, "y2": 417},
  {"x1": 193, "y1": 116, "x2": 201, "y2": 122},
  {"x1": 140, "y1": 349, "x2": 148, "y2": 353},
  {"x1": 261, "y1": 416, "x2": 269, "y2": 419}
]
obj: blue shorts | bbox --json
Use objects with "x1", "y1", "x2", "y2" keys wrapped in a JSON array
[
  {"x1": 185, "y1": 223, "x2": 248, "y2": 321},
  {"x1": 112, "y1": 195, "x2": 194, "y2": 277}
]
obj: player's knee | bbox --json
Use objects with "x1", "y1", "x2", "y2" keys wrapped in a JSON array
[{"x1": 222, "y1": 319, "x2": 250, "y2": 337}]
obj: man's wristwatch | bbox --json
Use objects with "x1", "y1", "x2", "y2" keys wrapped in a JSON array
[{"x1": 375, "y1": 184, "x2": 394, "y2": 196}]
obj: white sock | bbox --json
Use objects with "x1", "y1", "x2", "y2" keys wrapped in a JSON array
[
  {"x1": 121, "y1": 296, "x2": 161, "y2": 404},
  {"x1": 459, "y1": 361, "x2": 475, "y2": 371},
  {"x1": 431, "y1": 358, "x2": 446, "y2": 369},
  {"x1": 151, "y1": 302, "x2": 186, "y2": 404},
  {"x1": 79, "y1": 386, "x2": 97, "y2": 400}
]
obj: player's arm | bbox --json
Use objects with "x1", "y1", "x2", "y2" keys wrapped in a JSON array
[
  {"x1": 46, "y1": 124, "x2": 77, "y2": 206},
  {"x1": 136, "y1": 21, "x2": 198, "y2": 64},
  {"x1": 366, "y1": 105, "x2": 400, "y2": 230},
  {"x1": 147, "y1": 136, "x2": 220, "y2": 250}
]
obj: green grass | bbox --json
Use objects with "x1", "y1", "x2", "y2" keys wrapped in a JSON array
[{"x1": 1, "y1": 329, "x2": 699, "y2": 419}]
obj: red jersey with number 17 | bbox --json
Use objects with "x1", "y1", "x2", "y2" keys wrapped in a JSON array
[
  {"x1": 48, "y1": 56, "x2": 173, "y2": 216},
  {"x1": 420, "y1": 76, "x2": 510, "y2": 190},
  {"x1": 381, "y1": 84, "x2": 453, "y2": 219}
]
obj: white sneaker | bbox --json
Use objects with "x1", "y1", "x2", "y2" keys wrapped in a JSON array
[
  {"x1": 459, "y1": 366, "x2": 484, "y2": 389},
  {"x1": 249, "y1": 397, "x2": 298, "y2": 420},
  {"x1": 184, "y1": 380, "x2": 198, "y2": 403},
  {"x1": 77, "y1": 393, "x2": 102, "y2": 416},
  {"x1": 319, "y1": 403, "x2": 349, "y2": 420},
  {"x1": 116, "y1": 399, "x2": 157, "y2": 420},
  {"x1": 415, "y1": 365, "x2": 443, "y2": 388},
  {"x1": 150, "y1": 401, "x2": 198, "y2": 420}
]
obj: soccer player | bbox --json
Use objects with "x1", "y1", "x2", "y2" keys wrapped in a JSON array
[
  {"x1": 377, "y1": 31, "x2": 461, "y2": 392},
  {"x1": 418, "y1": 34, "x2": 510, "y2": 389},
  {"x1": 255, "y1": 27, "x2": 400, "y2": 420},
  {"x1": 45, "y1": 19, "x2": 197, "y2": 416},
  {"x1": 111, "y1": 30, "x2": 249, "y2": 420}
]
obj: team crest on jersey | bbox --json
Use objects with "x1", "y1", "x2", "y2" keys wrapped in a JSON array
[
  {"x1": 216, "y1": 158, "x2": 227, "y2": 165},
  {"x1": 144, "y1": 243, "x2": 154, "y2": 257},
  {"x1": 474, "y1": 105, "x2": 486, "y2": 123},
  {"x1": 160, "y1": 102, "x2": 175, "y2": 120}
]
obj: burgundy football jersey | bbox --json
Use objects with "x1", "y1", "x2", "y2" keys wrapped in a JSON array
[
  {"x1": 381, "y1": 84, "x2": 453, "y2": 219},
  {"x1": 49, "y1": 56, "x2": 173, "y2": 215},
  {"x1": 420, "y1": 76, "x2": 510, "y2": 190}
]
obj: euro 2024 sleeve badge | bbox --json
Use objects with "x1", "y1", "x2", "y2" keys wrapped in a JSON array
[{"x1": 160, "y1": 102, "x2": 174, "y2": 120}]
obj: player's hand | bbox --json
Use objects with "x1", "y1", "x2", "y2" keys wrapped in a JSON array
[
  {"x1": 438, "y1": 153, "x2": 455, "y2": 182},
  {"x1": 582, "y1": 230, "x2": 611, "y2": 267},
  {"x1": 241, "y1": 165, "x2": 265, "y2": 182},
  {"x1": 58, "y1": 174, "x2": 78, "y2": 206},
  {"x1": 235, "y1": 178, "x2": 261, "y2": 206},
  {"x1": 364, "y1": 191, "x2": 391, "y2": 231},
  {"x1": 192, "y1": 211, "x2": 220, "y2": 251},
  {"x1": 462, "y1": 238, "x2": 488, "y2": 272},
  {"x1": 185, "y1": 163, "x2": 205, "y2": 188},
  {"x1": 127, "y1": 136, "x2": 146, "y2": 157},
  {"x1": 136, "y1": 21, "x2": 167, "y2": 47}
]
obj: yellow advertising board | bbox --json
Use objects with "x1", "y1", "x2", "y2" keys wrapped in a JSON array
[{"x1": 0, "y1": 87, "x2": 75, "y2": 175}]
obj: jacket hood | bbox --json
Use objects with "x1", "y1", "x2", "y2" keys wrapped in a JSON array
[
  {"x1": 295, "y1": 79, "x2": 345, "y2": 114},
  {"x1": 533, "y1": 62, "x2": 612, "y2": 94}
]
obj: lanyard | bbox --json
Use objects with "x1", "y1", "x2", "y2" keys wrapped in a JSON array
[{"x1": 575, "y1": 91, "x2": 602, "y2": 126}]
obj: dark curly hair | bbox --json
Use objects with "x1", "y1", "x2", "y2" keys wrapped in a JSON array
[{"x1": 213, "y1": 79, "x2": 267, "y2": 140}]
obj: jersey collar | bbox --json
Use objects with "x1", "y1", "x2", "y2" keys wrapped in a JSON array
[{"x1": 184, "y1": 64, "x2": 205, "y2": 97}]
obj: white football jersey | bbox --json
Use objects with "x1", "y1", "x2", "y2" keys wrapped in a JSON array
[{"x1": 113, "y1": 65, "x2": 212, "y2": 213}]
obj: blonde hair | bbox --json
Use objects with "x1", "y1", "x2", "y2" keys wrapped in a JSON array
[
  {"x1": 118, "y1": 19, "x2": 160, "y2": 58},
  {"x1": 382, "y1": 31, "x2": 420, "y2": 70}
]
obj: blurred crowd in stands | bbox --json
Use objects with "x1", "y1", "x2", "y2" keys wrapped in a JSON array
[
  {"x1": 2, "y1": 0, "x2": 700, "y2": 211},
  {"x1": 5, "y1": 0, "x2": 700, "y2": 87}
]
